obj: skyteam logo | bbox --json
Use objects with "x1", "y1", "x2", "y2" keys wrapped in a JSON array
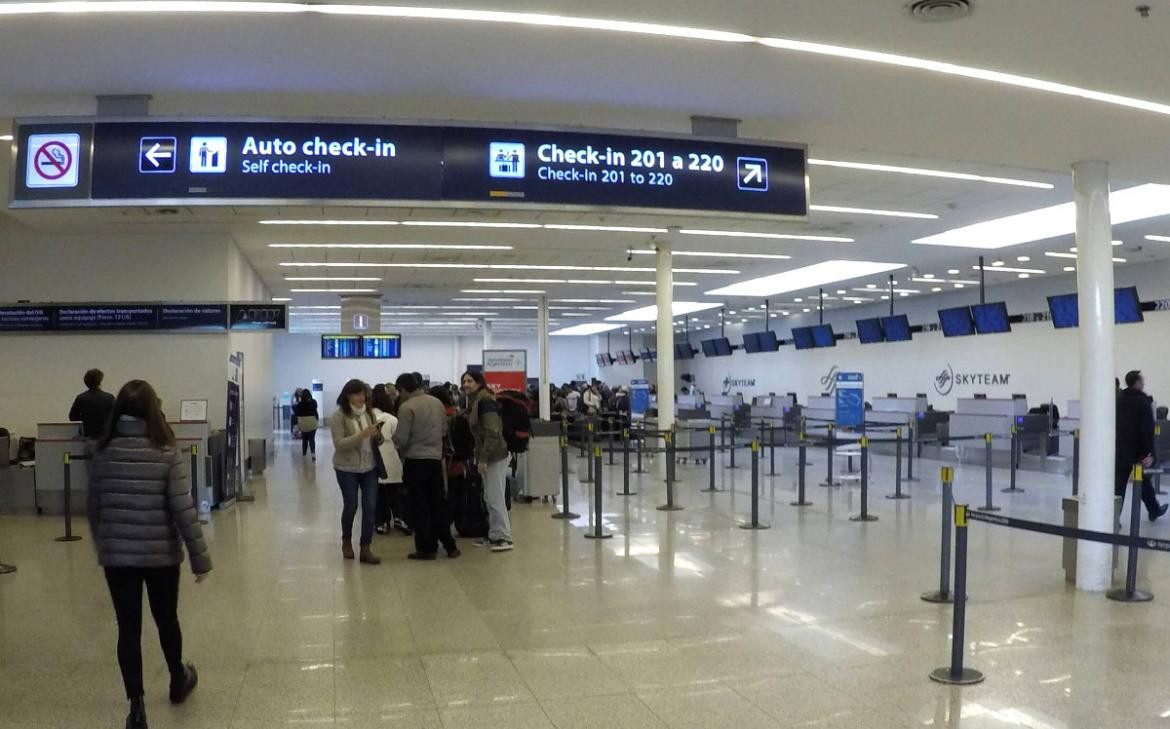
[{"x1": 489, "y1": 142, "x2": 525, "y2": 178}]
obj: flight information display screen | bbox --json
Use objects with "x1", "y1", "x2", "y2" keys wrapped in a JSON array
[
  {"x1": 362, "y1": 334, "x2": 402, "y2": 359},
  {"x1": 855, "y1": 318, "x2": 884, "y2": 344},
  {"x1": 12, "y1": 119, "x2": 807, "y2": 218}
]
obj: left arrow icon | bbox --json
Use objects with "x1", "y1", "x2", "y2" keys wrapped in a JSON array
[
  {"x1": 146, "y1": 142, "x2": 172, "y2": 167},
  {"x1": 138, "y1": 136, "x2": 178, "y2": 174}
]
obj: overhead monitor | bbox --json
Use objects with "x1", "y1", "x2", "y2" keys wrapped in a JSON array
[
  {"x1": 855, "y1": 317, "x2": 884, "y2": 344},
  {"x1": 321, "y1": 335, "x2": 362, "y2": 359},
  {"x1": 674, "y1": 342, "x2": 696, "y2": 360},
  {"x1": 938, "y1": 306, "x2": 975, "y2": 337},
  {"x1": 1115, "y1": 286, "x2": 1144, "y2": 324},
  {"x1": 361, "y1": 334, "x2": 401, "y2": 359},
  {"x1": 791, "y1": 326, "x2": 815, "y2": 350},
  {"x1": 1047, "y1": 293, "x2": 1079, "y2": 329},
  {"x1": 755, "y1": 329, "x2": 778, "y2": 352},
  {"x1": 810, "y1": 323, "x2": 836, "y2": 348},
  {"x1": 595, "y1": 353, "x2": 609, "y2": 367},
  {"x1": 701, "y1": 337, "x2": 733, "y2": 357},
  {"x1": 880, "y1": 314, "x2": 912, "y2": 342},
  {"x1": 639, "y1": 347, "x2": 657, "y2": 362},
  {"x1": 971, "y1": 302, "x2": 1011, "y2": 334}
]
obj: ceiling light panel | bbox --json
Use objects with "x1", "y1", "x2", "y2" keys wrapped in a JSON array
[
  {"x1": 915, "y1": 184, "x2": 1170, "y2": 249},
  {"x1": 629, "y1": 250, "x2": 791, "y2": 260},
  {"x1": 705, "y1": 260, "x2": 905, "y2": 297},
  {"x1": 808, "y1": 159, "x2": 1055, "y2": 189},
  {"x1": 279, "y1": 262, "x2": 736, "y2": 274},
  {"x1": 268, "y1": 243, "x2": 513, "y2": 250},
  {"x1": 677, "y1": 229, "x2": 854, "y2": 243},
  {"x1": 810, "y1": 204, "x2": 938, "y2": 219},
  {"x1": 972, "y1": 265, "x2": 1045, "y2": 274},
  {"x1": 550, "y1": 323, "x2": 626, "y2": 336},
  {"x1": 605, "y1": 301, "x2": 725, "y2": 322},
  {"x1": 1044, "y1": 252, "x2": 1126, "y2": 263}
]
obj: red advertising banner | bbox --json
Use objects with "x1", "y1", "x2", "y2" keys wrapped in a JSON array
[{"x1": 483, "y1": 349, "x2": 527, "y2": 392}]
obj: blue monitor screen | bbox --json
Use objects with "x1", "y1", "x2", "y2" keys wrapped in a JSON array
[
  {"x1": 674, "y1": 343, "x2": 695, "y2": 360},
  {"x1": 938, "y1": 306, "x2": 975, "y2": 337},
  {"x1": 595, "y1": 353, "x2": 608, "y2": 367},
  {"x1": 702, "y1": 337, "x2": 732, "y2": 357},
  {"x1": 811, "y1": 324, "x2": 836, "y2": 348},
  {"x1": 1047, "y1": 293, "x2": 1079, "y2": 328},
  {"x1": 756, "y1": 330, "x2": 778, "y2": 352},
  {"x1": 741, "y1": 332, "x2": 761, "y2": 353},
  {"x1": 361, "y1": 335, "x2": 401, "y2": 359},
  {"x1": 881, "y1": 314, "x2": 912, "y2": 342},
  {"x1": 321, "y1": 335, "x2": 362, "y2": 359},
  {"x1": 856, "y1": 317, "x2": 883, "y2": 344},
  {"x1": 971, "y1": 302, "x2": 1011, "y2": 334},
  {"x1": 640, "y1": 348, "x2": 656, "y2": 361},
  {"x1": 791, "y1": 326, "x2": 815, "y2": 350},
  {"x1": 1115, "y1": 286, "x2": 1143, "y2": 324}
]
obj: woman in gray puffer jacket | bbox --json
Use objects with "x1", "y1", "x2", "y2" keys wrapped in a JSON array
[{"x1": 87, "y1": 379, "x2": 211, "y2": 729}]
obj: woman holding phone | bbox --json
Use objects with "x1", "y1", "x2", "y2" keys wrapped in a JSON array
[{"x1": 329, "y1": 378, "x2": 384, "y2": 564}]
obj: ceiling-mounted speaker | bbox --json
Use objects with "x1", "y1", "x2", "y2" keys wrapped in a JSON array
[{"x1": 904, "y1": 0, "x2": 973, "y2": 22}]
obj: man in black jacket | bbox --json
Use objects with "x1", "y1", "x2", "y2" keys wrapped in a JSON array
[
  {"x1": 1115, "y1": 370, "x2": 1169, "y2": 521},
  {"x1": 69, "y1": 368, "x2": 116, "y2": 439}
]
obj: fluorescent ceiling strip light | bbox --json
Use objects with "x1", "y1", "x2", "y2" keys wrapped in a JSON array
[
  {"x1": 271, "y1": 297, "x2": 291, "y2": 302},
  {"x1": 290, "y1": 305, "x2": 341, "y2": 309},
  {"x1": 269, "y1": 243, "x2": 513, "y2": 250},
  {"x1": 452, "y1": 297, "x2": 532, "y2": 302},
  {"x1": 606, "y1": 301, "x2": 725, "y2": 322},
  {"x1": 6, "y1": 4, "x2": 1170, "y2": 119},
  {"x1": 289, "y1": 288, "x2": 378, "y2": 293},
  {"x1": 401, "y1": 220, "x2": 541, "y2": 229},
  {"x1": 851, "y1": 287, "x2": 919, "y2": 294},
  {"x1": 279, "y1": 262, "x2": 736, "y2": 274},
  {"x1": 613, "y1": 280, "x2": 697, "y2": 286},
  {"x1": 543, "y1": 224, "x2": 667, "y2": 233},
  {"x1": 807, "y1": 159, "x2": 1054, "y2": 189},
  {"x1": 559, "y1": 313, "x2": 592, "y2": 317},
  {"x1": 915, "y1": 184, "x2": 1170, "y2": 249},
  {"x1": 461, "y1": 289, "x2": 547, "y2": 294},
  {"x1": 810, "y1": 204, "x2": 937, "y2": 220},
  {"x1": 554, "y1": 299, "x2": 635, "y2": 303},
  {"x1": 910, "y1": 277, "x2": 979, "y2": 284},
  {"x1": 551, "y1": 323, "x2": 626, "y2": 336},
  {"x1": 260, "y1": 219, "x2": 399, "y2": 226},
  {"x1": 621, "y1": 291, "x2": 658, "y2": 297},
  {"x1": 284, "y1": 276, "x2": 381, "y2": 281},
  {"x1": 678, "y1": 229, "x2": 853, "y2": 243},
  {"x1": 0, "y1": 134, "x2": 14, "y2": 141},
  {"x1": 1044, "y1": 252, "x2": 1126, "y2": 263},
  {"x1": 972, "y1": 265, "x2": 1045, "y2": 274},
  {"x1": 1144, "y1": 235, "x2": 1170, "y2": 243},
  {"x1": 705, "y1": 260, "x2": 905, "y2": 297},
  {"x1": 629, "y1": 250, "x2": 791, "y2": 260}
]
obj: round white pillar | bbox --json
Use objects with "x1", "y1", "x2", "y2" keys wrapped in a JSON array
[
  {"x1": 1073, "y1": 160, "x2": 1116, "y2": 592},
  {"x1": 655, "y1": 239, "x2": 675, "y2": 431},
  {"x1": 538, "y1": 295, "x2": 551, "y2": 421}
]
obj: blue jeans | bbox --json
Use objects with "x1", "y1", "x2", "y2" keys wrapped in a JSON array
[{"x1": 336, "y1": 469, "x2": 378, "y2": 546}]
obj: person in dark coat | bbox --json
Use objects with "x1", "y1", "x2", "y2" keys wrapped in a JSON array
[
  {"x1": 69, "y1": 368, "x2": 116, "y2": 439},
  {"x1": 88, "y1": 380, "x2": 211, "y2": 729},
  {"x1": 1115, "y1": 370, "x2": 1169, "y2": 521}
]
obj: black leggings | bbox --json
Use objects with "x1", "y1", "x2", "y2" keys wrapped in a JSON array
[
  {"x1": 104, "y1": 566, "x2": 184, "y2": 699},
  {"x1": 301, "y1": 429, "x2": 317, "y2": 455}
]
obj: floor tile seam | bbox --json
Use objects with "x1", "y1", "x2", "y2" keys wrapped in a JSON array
[{"x1": 388, "y1": 559, "x2": 439, "y2": 708}]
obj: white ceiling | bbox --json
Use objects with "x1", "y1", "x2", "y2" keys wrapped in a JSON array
[{"x1": 4, "y1": 0, "x2": 1170, "y2": 335}]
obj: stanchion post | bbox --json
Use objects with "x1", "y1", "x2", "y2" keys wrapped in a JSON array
[
  {"x1": 791, "y1": 431, "x2": 812, "y2": 507},
  {"x1": 1107, "y1": 465, "x2": 1154, "y2": 602},
  {"x1": 922, "y1": 467, "x2": 956, "y2": 603},
  {"x1": 981, "y1": 433, "x2": 1000, "y2": 512},
  {"x1": 769, "y1": 423, "x2": 777, "y2": 476},
  {"x1": 888, "y1": 427, "x2": 909, "y2": 500},
  {"x1": 617, "y1": 428, "x2": 636, "y2": 496},
  {"x1": 584, "y1": 421, "x2": 595, "y2": 484},
  {"x1": 584, "y1": 445, "x2": 612, "y2": 539},
  {"x1": 739, "y1": 441, "x2": 769, "y2": 530},
  {"x1": 821, "y1": 424, "x2": 838, "y2": 487},
  {"x1": 1155, "y1": 427, "x2": 1165, "y2": 496},
  {"x1": 1071, "y1": 429, "x2": 1080, "y2": 496},
  {"x1": 702, "y1": 425, "x2": 719, "y2": 493},
  {"x1": 634, "y1": 424, "x2": 646, "y2": 474},
  {"x1": 552, "y1": 436, "x2": 580, "y2": 520},
  {"x1": 55, "y1": 453, "x2": 83, "y2": 543},
  {"x1": 607, "y1": 416, "x2": 616, "y2": 466},
  {"x1": 657, "y1": 430, "x2": 684, "y2": 511},
  {"x1": 930, "y1": 503, "x2": 983, "y2": 685},
  {"x1": 1003, "y1": 425, "x2": 1025, "y2": 493},
  {"x1": 729, "y1": 420, "x2": 738, "y2": 469},
  {"x1": 189, "y1": 445, "x2": 199, "y2": 504},
  {"x1": 905, "y1": 421, "x2": 919, "y2": 482},
  {"x1": 850, "y1": 436, "x2": 878, "y2": 522}
]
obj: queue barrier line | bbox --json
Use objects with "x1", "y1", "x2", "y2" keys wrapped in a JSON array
[
  {"x1": 931, "y1": 467, "x2": 1162, "y2": 686},
  {"x1": 57, "y1": 452, "x2": 91, "y2": 543}
]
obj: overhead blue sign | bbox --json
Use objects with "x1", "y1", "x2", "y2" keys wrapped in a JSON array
[
  {"x1": 12, "y1": 119, "x2": 807, "y2": 218},
  {"x1": 835, "y1": 372, "x2": 864, "y2": 428},
  {"x1": 629, "y1": 379, "x2": 651, "y2": 421}
]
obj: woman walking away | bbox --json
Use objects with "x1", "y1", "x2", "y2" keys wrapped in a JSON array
[
  {"x1": 329, "y1": 379, "x2": 383, "y2": 564},
  {"x1": 87, "y1": 380, "x2": 211, "y2": 729},
  {"x1": 370, "y1": 387, "x2": 406, "y2": 535},
  {"x1": 461, "y1": 370, "x2": 514, "y2": 552},
  {"x1": 293, "y1": 387, "x2": 320, "y2": 461}
]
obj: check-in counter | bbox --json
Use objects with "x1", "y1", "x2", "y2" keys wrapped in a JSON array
[
  {"x1": 34, "y1": 420, "x2": 210, "y2": 515},
  {"x1": 802, "y1": 395, "x2": 835, "y2": 430},
  {"x1": 867, "y1": 397, "x2": 921, "y2": 430},
  {"x1": 949, "y1": 398, "x2": 1028, "y2": 455}
]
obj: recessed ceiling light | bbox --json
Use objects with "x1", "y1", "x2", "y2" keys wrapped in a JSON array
[
  {"x1": 1016, "y1": 256, "x2": 1030, "y2": 262},
  {"x1": 544, "y1": 224, "x2": 667, "y2": 233},
  {"x1": 931, "y1": 287, "x2": 942, "y2": 292},
  {"x1": 1018, "y1": 273, "x2": 1030, "y2": 279},
  {"x1": 554, "y1": 299, "x2": 636, "y2": 303},
  {"x1": 461, "y1": 289, "x2": 547, "y2": 294},
  {"x1": 802, "y1": 308, "x2": 810, "y2": 313},
  {"x1": 973, "y1": 265, "x2": 1044, "y2": 274},
  {"x1": 1144, "y1": 235, "x2": 1170, "y2": 243},
  {"x1": 550, "y1": 323, "x2": 625, "y2": 337},
  {"x1": 284, "y1": 276, "x2": 381, "y2": 282},
  {"x1": 629, "y1": 249, "x2": 791, "y2": 260},
  {"x1": 1043, "y1": 252, "x2": 1126, "y2": 263},
  {"x1": 403, "y1": 220, "x2": 542, "y2": 229},
  {"x1": 1063, "y1": 266, "x2": 1076, "y2": 272},
  {"x1": 605, "y1": 301, "x2": 724, "y2": 322},
  {"x1": 0, "y1": 134, "x2": 13, "y2": 141},
  {"x1": 279, "y1": 262, "x2": 735, "y2": 274},
  {"x1": 992, "y1": 260, "x2": 1005, "y2": 266},
  {"x1": 947, "y1": 269, "x2": 960, "y2": 275},
  {"x1": 289, "y1": 288, "x2": 378, "y2": 293},
  {"x1": 807, "y1": 158, "x2": 1054, "y2": 189},
  {"x1": 271, "y1": 297, "x2": 291, "y2": 302},
  {"x1": 810, "y1": 204, "x2": 937, "y2": 220},
  {"x1": 1112, "y1": 240, "x2": 1123, "y2": 246},
  {"x1": 921, "y1": 273, "x2": 935, "y2": 279},
  {"x1": 914, "y1": 184, "x2": 1170, "y2": 249}
]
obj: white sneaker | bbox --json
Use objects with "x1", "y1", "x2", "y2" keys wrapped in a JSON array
[
  {"x1": 490, "y1": 540, "x2": 514, "y2": 552},
  {"x1": 472, "y1": 538, "x2": 491, "y2": 548}
]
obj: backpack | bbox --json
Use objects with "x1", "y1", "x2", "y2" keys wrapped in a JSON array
[
  {"x1": 496, "y1": 391, "x2": 532, "y2": 454},
  {"x1": 449, "y1": 413, "x2": 476, "y2": 463}
]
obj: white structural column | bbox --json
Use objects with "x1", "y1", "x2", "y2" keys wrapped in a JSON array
[
  {"x1": 1073, "y1": 160, "x2": 1116, "y2": 592},
  {"x1": 538, "y1": 295, "x2": 551, "y2": 421},
  {"x1": 481, "y1": 318, "x2": 493, "y2": 351},
  {"x1": 655, "y1": 238, "x2": 675, "y2": 431}
]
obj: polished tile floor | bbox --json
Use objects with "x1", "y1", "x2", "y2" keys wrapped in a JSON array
[{"x1": 2, "y1": 434, "x2": 1169, "y2": 728}]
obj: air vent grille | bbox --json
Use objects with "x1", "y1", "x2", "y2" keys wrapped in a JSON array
[{"x1": 904, "y1": 0, "x2": 973, "y2": 22}]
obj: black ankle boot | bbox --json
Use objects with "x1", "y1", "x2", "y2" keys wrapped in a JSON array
[
  {"x1": 169, "y1": 662, "x2": 198, "y2": 704},
  {"x1": 125, "y1": 696, "x2": 147, "y2": 729}
]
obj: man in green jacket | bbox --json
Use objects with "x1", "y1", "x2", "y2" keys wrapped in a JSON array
[{"x1": 461, "y1": 370, "x2": 514, "y2": 552}]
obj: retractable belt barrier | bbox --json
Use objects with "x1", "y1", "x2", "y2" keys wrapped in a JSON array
[
  {"x1": 583, "y1": 446, "x2": 612, "y2": 540},
  {"x1": 57, "y1": 452, "x2": 90, "y2": 543},
  {"x1": 930, "y1": 467, "x2": 1168, "y2": 686},
  {"x1": 739, "y1": 441, "x2": 769, "y2": 530},
  {"x1": 552, "y1": 436, "x2": 580, "y2": 521}
]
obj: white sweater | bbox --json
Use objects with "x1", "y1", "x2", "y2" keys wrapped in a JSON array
[{"x1": 372, "y1": 409, "x2": 404, "y2": 484}]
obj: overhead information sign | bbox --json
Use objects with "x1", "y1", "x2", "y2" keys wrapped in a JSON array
[
  {"x1": 0, "y1": 303, "x2": 285, "y2": 333},
  {"x1": 11, "y1": 118, "x2": 807, "y2": 218}
]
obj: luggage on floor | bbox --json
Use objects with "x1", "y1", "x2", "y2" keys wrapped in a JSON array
[{"x1": 448, "y1": 463, "x2": 488, "y2": 538}]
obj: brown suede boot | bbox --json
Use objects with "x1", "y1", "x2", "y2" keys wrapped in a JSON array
[
  {"x1": 359, "y1": 545, "x2": 381, "y2": 565},
  {"x1": 342, "y1": 540, "x2": 355, "y2": 560}
]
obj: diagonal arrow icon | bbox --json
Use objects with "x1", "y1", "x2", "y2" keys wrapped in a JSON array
[{"x1": 742, "y1": 163, "x2": 763, "y2": 184}]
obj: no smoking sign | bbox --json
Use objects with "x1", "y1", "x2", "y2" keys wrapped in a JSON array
[{"x1": 25, "y1": 133, "x2": 81, "y2": 188}]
